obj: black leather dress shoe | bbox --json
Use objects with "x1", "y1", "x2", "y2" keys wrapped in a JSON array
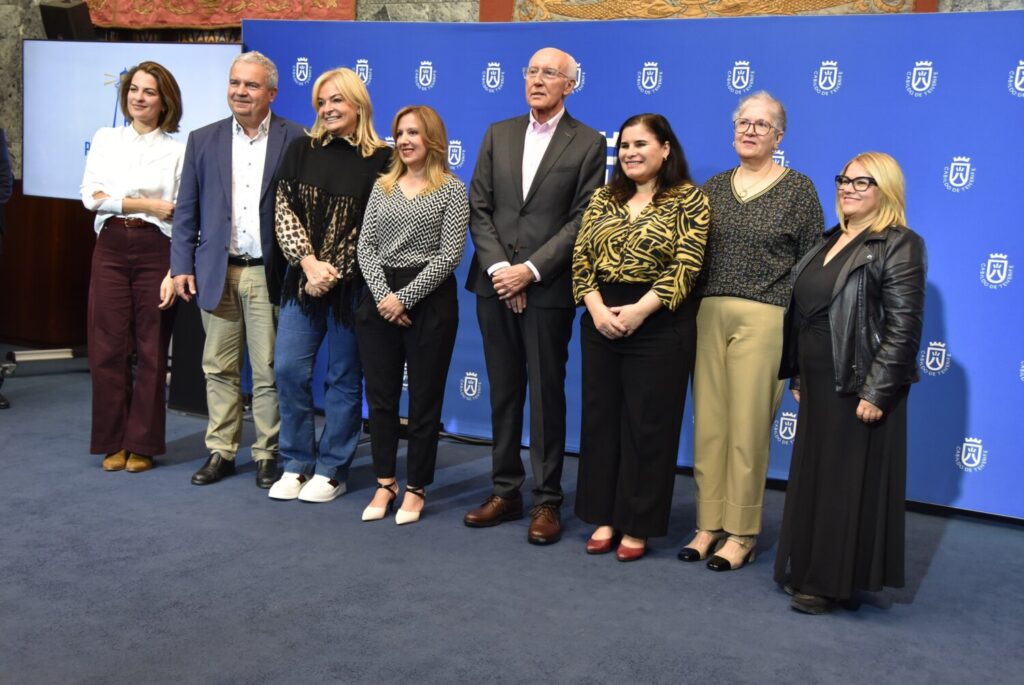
[
  {"x1": 255, "y1": 458, "x2": 280, "y2": 489},
  {"x1": 191, "y1": 453, "x2": 236, "y2": 485}
]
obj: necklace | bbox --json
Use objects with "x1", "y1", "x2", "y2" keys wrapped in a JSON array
[{"x1": 735, "y1": 163, "x2": 775, "y2": 198}]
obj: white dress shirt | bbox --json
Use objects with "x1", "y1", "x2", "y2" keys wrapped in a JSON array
[
  {"x1": 485, "y1": 107, "x2": 567, "y2": 283},
  {"x1": 80, "y1": 125, "x2": 185, "y2": 237},
  {"x1": 230, "y1": 113, "x2": 271, "y2": 257}
]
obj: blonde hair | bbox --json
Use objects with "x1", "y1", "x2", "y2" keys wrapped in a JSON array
[
  {"x1": 378, "y1": 105, "x2": 453, "y2": 195},
  {"x1": 836, "y1": 151, "x2": 908, "y2": 233},
  {"x1": 307, "y1": 67, "x2": 387, "y2": 158}
]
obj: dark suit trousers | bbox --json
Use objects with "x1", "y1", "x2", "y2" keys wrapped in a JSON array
[
  {"x1": 87, "y1": 222, "x2": 175, "y2": 456},
  {"x1": 574, "y1": 284, "x2": 696, "y2": 538},
  {"x1": 476, "y1": 293, "x2": 574, "y2": 506},
  {"x1": 357, "y1": 271, "x2": 458, "y2": 488}
]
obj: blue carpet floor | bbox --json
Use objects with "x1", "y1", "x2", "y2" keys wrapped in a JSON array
[{"x1": 1, "y1": 366, "x2": 1022, "y2": 684}]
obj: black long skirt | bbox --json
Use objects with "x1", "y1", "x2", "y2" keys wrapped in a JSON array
[{"x1": 773, "y1": 323, "x2": 907, "y2": 600}]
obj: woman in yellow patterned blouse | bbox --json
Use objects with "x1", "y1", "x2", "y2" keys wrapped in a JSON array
[{"x1": 571, "y1": 113, "x2": 709, "y2": 561}]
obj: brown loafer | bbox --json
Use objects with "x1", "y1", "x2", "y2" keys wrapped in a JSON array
[
  {"x1": 125, "y1": 452, "x2": 153, "y2": 473},
  {"x1": 527, "y1": 504, "x2": 562, "y2": 545},
  {"x1": 102, "y1": 449, "x2": 128, "y2": 472},
  {"x1": 464, "y1": 495, "x2": 524, "y2": 528}
]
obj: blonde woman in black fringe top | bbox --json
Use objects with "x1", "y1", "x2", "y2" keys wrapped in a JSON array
[
  {"x1": 267, "y1": 67, "x2": 390, "y2": 503},
  {"x1": 571, "y1": 113, "x2": 709, "y2": 561},
  {"x1": 357, "y1": 105, "x2": 469, "y2": 525}
]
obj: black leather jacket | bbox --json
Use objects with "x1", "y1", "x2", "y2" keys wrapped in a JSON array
[{"x1": 779, "y1": 224, "x2": 927, "y2": 410}]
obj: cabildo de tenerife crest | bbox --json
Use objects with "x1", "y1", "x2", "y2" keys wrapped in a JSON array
[
  {"x1": 1009, "y1": 60, "x2": 1024, "y2": 98},
  {"x1": 415, "y1": 61, "x2": 436, "y2": 91},
  {"x1": 636, "y1": 61, "x2": 662, "y2": 95},
  {"x1": 955, "y1": 437, "x2": 987, "y2": 473},
  {"x1": 980, "y1": 253, "x2": 1013, "y2": 289},
  {"x1": 292, "y1": 57, "x2": 311, "y2": 86},
  {"x1": 773, "y1": 411, "x2": 797, "y2": 445},
  {"x1": 919, "y1": 341, "x2": 951, "y2": 376},
  {"x1": 727, "y1": 60, "x2": 754, "y2": 95},
  {"x1": 905, "y1": 60, "x2": 937, "y2": 97},
  {"x1": 812, "y1": 60, "x2": 842, "y2": 96},
  {"x1": 355, "y1": 59, "x2": 372, "y2": 85},
  {"x1": 943, "y1": 156, "x2": 975, "y2": 192},
  {"x1": 573, "y1": 62, "x2": 586, "y2": 92},
  {"x1": 772, "y1": 149, "x2": 790, "y2": 168},
  {"x1": 482, "y1": 62, "x2": 504, "y2": 93},
  {"x1": 447, "y1": 140, "x2": 465, "y2": 170},
  {"x1": 460, "y1": 371, "x2": 482, "y2": 401}
]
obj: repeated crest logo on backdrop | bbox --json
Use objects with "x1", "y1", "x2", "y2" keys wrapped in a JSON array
[
  {"x1": 1009, "y1": 60, "x2": 1024, "y2": 97},
  {"x1": 980, "y1": 253, "x2": 1013, "y2": 289},
  {"x1": 355, "y1": 58, "x2": 372, "y2": 85},
  {"x1": 636, "y1": 61, "x2": 662, "y2": 95},
  {"x1": 919, "y1": 341, "x2": 952, "y2": 376},
  {"x1": 573, "y1": 61, "x2": 586, "y2": 92},
  {"x1": 727, "y1": 60, "x2": 754, "y2": 95},
  {"x1": 460, "y1": 371, "x2": 481, "y2": 401},
  {"x1": 773, "y1": 411, "x2": 798, "y2": 445},
  {"x1": 955, "y1": 437, "x2": 988, "y2": 473},
  {"x1": 482, "y1": 62, "x2": 504, "y2": 93},
  {"x1": 906, "y1": 60, "x2": 937, "y2": 97},
  {"x1": 813, "y1": 60, "x2": 843, "y2": 95},
  {"x1": 447, "y1": 140, "x2": 465, "y2": 169},
  {"x1": 416, "y1": 61, "x2": 436, "y2": 91},
  {"x1": 943, "y1": 156, "x2": 975, "y2": 192},
  {"x1": 292, "y1": 57, "x2": 311, "y2": 86},
  {"x1": 772, "y1": 149, "x2": 790, "y2": 168}
]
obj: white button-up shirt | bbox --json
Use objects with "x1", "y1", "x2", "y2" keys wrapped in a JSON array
[
  {"x1": 230, "y1": 113, "x2": 271, "y2": 257},
  {"x1": 80, "y1": 125, "x2": 185, "y2": 237}
]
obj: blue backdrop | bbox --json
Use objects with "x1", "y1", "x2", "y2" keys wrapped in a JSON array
[{"x1": 244, "y1": 12, "x2": 1024, "y2": 519}]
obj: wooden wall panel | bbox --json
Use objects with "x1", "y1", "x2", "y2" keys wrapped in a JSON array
[{"x1": 0, "y1": 181, "x2": 95, "y2": 347}]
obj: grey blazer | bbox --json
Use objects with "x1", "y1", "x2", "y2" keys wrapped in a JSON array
[{"x1": 466, "y1": 111, "x2": 606, "y2": 308}]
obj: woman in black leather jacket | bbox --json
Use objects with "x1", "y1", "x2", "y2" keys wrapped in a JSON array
[{"x1": 774, "y1": 152, "x2": 926, "y2": 615}]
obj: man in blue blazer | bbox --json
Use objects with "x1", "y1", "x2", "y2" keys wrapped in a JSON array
[{"x1": 171, "y1": 51, "x2": 304, "y2": 488}]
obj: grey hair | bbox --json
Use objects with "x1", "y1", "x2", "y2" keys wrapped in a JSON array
[
  {"x1": 231, "y1": 50, "x2": 279, "y2": 90},
  {"x1": 733, "y1": 90, "x2": 786, "y2": 133}
]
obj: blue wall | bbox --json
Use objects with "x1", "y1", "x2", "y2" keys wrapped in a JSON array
[{"x1": 245, "y1": 12, "x2": 1024, "y2": 518}]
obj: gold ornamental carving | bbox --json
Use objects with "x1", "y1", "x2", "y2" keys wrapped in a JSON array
[{"x1": 516, "y1": 0, "x2": 911, "y2": 21}]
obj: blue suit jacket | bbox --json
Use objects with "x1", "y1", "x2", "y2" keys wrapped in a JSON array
[{"x1": 171, "y1": 113, "x2": 305, "y2": 311}]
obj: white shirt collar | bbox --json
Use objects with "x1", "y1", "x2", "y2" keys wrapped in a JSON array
[
  {"x1": 233, "y1": 111, "x2": 273, "y2": 139},
  {"x1": 529, "y1": 107, "x2": 566, "y2": 133}
]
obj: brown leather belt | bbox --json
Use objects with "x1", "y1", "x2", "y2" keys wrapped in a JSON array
[{"x1": 105, "y1": 216, "x2": 154, "y2": 229}]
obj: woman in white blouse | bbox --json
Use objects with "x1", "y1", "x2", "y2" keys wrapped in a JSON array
[
  {"x1": 80, "y1": 61, "x2": 185, "y2": 473},
  {"x1": 356, "y1": 105, "x2": 469, "y2": 525}
]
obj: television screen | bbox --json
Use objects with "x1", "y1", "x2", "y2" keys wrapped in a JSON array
[{"x1": 22, "y1": 40, "x2": 241, "y2": 200}]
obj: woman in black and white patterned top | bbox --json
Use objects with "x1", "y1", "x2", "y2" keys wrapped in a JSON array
[{"x1": 357, "y1": 105, "x2": 469, "y2": 525}]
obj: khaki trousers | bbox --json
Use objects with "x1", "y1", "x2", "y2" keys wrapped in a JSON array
[
  {"x1": 692, "y1": 296, "x2": 785, "y2": 535},
  {"x1": 200, "y1": 264, "x2": 279, "y2": 461}
]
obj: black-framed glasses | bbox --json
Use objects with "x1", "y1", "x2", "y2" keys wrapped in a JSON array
[
  {"x1": 835, "y1": 175, "x2": 878, "y2": 192},
  {"x1": 523, "y1": 66, "x2": 572, "y2": 81},
  {"x1": 733, "y1": 118, "x2": 775, "y2": 136}
]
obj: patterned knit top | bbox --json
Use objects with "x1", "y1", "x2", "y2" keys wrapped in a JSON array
[
  {"x1": 274, "y1": 135, "x2": 391, "y2": 323},
  {"x1": 358, "y1": 175, "x2": 470, "y2": 309},
  {"x1": 695, "y1": 167, "x2": 825, "y2": 307},
  {"x1": 572, "y1": 183, "x2": 710, "y2": 311}
]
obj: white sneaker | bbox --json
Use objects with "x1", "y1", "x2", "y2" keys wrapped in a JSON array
[
  {"x1": 297, "y1": 475, "x2": 346, "y2": 503},
  {"x1": 268, "y1": 472, "x2": 308, "y2": 500}
]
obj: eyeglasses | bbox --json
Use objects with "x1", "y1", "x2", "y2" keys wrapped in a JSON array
[
  {"x1": 835, "y1": 175, "x2": 878, "y2": 192},
  {"x1": 733, "y1": 118, "x2": 775, "y2": 136},
  {"x1": 523, "y1": 66, "x2": 572, "y2": 81}
]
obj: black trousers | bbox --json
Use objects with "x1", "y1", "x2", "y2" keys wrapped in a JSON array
[
  {"x1": 574, "y1": 283, "x2": 696, "y2": 538},
  {"x1": 356, "y1": 270, "x2": 458, "y2": 488},
  {"x1": 475, "y1": 294, "x2": 575, "y2": 506}
]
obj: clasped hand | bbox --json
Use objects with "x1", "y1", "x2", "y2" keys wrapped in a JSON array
[
  {"x1": 491, "y1": 265, "x2": 533, "y2": 314},
  {"x1": 378, "y1": 293, "x2": 411, "y2": 327},
  {"x1": 593, "y1": 303, "x2": 647, "y2": 340},
  {"x1": 302, "y1": 258, "x2": 340, "y2": 297}
]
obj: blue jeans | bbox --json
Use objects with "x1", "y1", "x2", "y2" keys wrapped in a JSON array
[{"x1": 275, "y1": 299, "x2": 362, "y2": 480}]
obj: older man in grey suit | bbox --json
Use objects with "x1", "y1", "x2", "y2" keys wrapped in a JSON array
[{"x1": 464, "y1": 47, "x2": 606, "y2": 544}]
